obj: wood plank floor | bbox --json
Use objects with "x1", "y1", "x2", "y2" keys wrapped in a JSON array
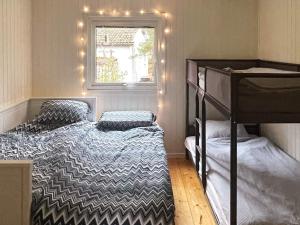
[{"x1": 168, "y1": 158, "x2": 216, "y2": 225}]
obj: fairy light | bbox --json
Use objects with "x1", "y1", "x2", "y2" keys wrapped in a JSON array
[
  {"x1": 153, "y1": 9, "x2": 160, "y2": 15},
  {"x1": 76, "y1": 7, "x2": 171, "y2": 100},
  {"x1": 80, "y1": 50, "x2": 85, "y2": 58},
  {"x1": 79, "y1": 64, "x2": 85, "y2": 72},
  {"x1": 83, "y1": 6, "x2": 89, "y2": 13},
  {"x1": 78, "y1": 21, "x2": 84, "y2": 28},
  {"x1": 111, "y1": 9, "x2": 117, "y2": 16}
]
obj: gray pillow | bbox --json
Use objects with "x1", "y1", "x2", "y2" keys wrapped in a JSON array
[
  {"x1": 96, "y1": 111, "x2": 155, "y2": 131},
  {"x1": 37, "y1": 100, "x2": 90, "y2": 125}
]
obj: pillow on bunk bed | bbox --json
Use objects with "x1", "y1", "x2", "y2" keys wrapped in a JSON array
[
  {"x1": 96, "y1": 111, "x2": 156, "y2": 131},
  {"x1": 37, "y1": 100, "x2": 90, "y2": 125},
  {"x1": 199, "y1": 120, "x2": 249, "y2": 139}
]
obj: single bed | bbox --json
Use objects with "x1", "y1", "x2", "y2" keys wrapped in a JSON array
[
  {"x1": 185, "y1": 132, "x2": 300, "y2": 225},
  {"x1": 0, "y1": 100, "x2": 174, "y2": 225}
]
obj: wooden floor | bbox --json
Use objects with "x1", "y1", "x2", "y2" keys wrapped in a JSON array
[{"x1": 168, "y1": 158, "x2": 216, "y2": 225}]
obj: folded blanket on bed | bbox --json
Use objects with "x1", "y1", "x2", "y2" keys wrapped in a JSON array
[{"x1": 97, "y1": 111, "x2": 156, "y2": 131}]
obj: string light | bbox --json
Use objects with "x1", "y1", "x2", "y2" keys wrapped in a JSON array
[
  {"x1": 78, "y1": 21, "x2": 84, "y2": 28},
  {"x1": 111, "y1": 9, "x2": 117, "y2": 16},
  {"x1": 153, "y1": 9, "x2": 160, "y2": 15},
  {"x1": 80, "y1": 50, "x2": 85, "y2": 58},
  {"x1": 77, "y1": 7, "x2": 171, "y2": 100},
  {"x1": 83, "y1": 6, "x2": 89, "y2": 13},
  {"x1": 79, "y1": 65, "x2": 85, "y2": 72}
]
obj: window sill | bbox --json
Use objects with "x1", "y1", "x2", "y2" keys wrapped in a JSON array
[{"x1": 87, "y1": 83, "x2": 158, "y2": 91}]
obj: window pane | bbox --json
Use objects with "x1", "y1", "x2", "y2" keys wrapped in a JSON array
[{"x1": 95, "y1": 27, "x2": 155, "y2": 84}]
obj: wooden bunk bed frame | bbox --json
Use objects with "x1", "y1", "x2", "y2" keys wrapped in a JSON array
[{"x1": 185, "y1": 59, "x2": 300, "y2": 225}]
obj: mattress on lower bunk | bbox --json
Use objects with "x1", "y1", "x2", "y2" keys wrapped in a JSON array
[{"x1": 185, "y1": 136, "x2": 300, "y2": 225}]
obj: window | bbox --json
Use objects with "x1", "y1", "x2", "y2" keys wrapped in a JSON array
[
  {"x1": 95, "y1": 27, "x2": 155, "y2": 84},
  {"x1": 86, "y1": 16, "x2": 165, "y2": 90}
]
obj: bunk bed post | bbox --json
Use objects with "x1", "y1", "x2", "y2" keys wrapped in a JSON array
[
  {"x1": 185, "y1": 82, "x2": 190, "y2": 160},
  {"x1": 230, "y1": 76, "x2": 239, "y2": 225},
  {"x1": 230, "y1": 121, "x2": 237, "y2": 225},
  {"x1": 201, "y1": 96, "x2": 207, "y2": 191},
  {"x1": 195, "y1": 90, "x2": 200, "y2": 172}
]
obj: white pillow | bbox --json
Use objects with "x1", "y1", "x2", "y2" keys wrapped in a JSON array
[{"x1": 198, "y1": 120, "x2": 249, "y2": 139}]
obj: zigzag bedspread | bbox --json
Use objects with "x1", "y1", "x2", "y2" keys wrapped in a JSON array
[{"x1": 0, "y1": 121, "x2": 174, "y2": 225}]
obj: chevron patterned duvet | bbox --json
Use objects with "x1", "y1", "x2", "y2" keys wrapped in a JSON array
[{"x1": 0, "y1": 121, "x2": 175, "y2": 225}]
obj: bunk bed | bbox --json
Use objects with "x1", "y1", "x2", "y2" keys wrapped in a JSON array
[{"x1": 185, "y1": 59, "x2": 300, "y2": 225}]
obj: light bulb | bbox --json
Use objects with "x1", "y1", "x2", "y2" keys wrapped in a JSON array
[
  {"x1": 82, "y1": 91, "x2": 87, "y2": 96},
  {"x1": 164, "y1": 28, "x2": 171, "y2": 34},
  {"x1": 140, "y1": 9, "x2": 145, "y2": 14},
  {"x1": 80, "y1": 51, "x2": 85, "y2": 58},
  {"x1": 99, "y1": 10, "x2": 104, "y2": 15},
  {"x1": 80, "y1": 65, "x2": 85, "y2": 71},
  {"x1": 125, "y1": 10, "x2": 130, "y2": 16},
  {"x1": 111, "y1": 9, "x2": 117, "y2": 16},
  {"x1": 163, "y1": 12, "x2": 169, "y2": 19},
  {"x1": 78, "y1": 21, "x2": 84, "y2": 28},
  {"x1": 161, "y1": 59, "x2": 165, "y2": 64},
  {"x1": 154, "y1": 9, "x2": 160, "y2": 15},
  {"x1": 81, "y1": 78, "x2": 86, "y2": 83},
  {"x1": 83, "y1": 6, "x2": 89, "y2": 13},
  {"x1": 80, "y1": 37, "x2": 84, "y2": 42},
  {"x1": 159, "y1": 90, "x2": 164, "y2": 95},
  {"x1": 161, "y1": 43, "x2": 165, "y2": 50}
]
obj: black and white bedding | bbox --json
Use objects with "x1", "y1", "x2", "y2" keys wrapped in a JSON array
[
  {"x1": 185, "y1": 132, "x2": 300, "y2": 225},
  {"x1": 0, "y1": 110, "x2": 174, "y2": 225}
]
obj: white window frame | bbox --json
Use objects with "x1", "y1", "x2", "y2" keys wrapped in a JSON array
[{"x1": 85, "y1": 15, "x2": 165, "y2": 91}]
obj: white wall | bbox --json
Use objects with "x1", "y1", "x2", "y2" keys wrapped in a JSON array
[
  {"x1": 0, "y1": 0, "x2": 32, "y2": 111},
  {"x1": 32, "y1": 0, "x2": 258, "y2": 155},
  {"x1": 258, "y1": 0, "x2": 300, "y2": 160}
]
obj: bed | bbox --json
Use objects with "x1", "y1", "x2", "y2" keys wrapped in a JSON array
[
  {"x1": 185, "y1": 59, "x2": 300, "y2": 225},
  {"x1": 0, "y1": 99, "x2": 175, "y2": 225},
  {"x1": 185, "y1": 131, "x2": 300, "y2": 225}
]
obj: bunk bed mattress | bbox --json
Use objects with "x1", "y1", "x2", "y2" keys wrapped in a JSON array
[
  {"x1": 185, "y1": 136, "x2": 300, "y2": 225},
  {"x1": 0, "y1": 122, "x2": 174, "y2": 225}
]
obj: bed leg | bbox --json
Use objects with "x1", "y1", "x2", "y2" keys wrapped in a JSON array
[{"x1": 185, "y1": 148, "x2": 190, "y2": 160}]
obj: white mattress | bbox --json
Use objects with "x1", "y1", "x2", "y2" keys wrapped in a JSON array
[{"x1": 184, "y1": 136, "x2": 300, "y2": 225}]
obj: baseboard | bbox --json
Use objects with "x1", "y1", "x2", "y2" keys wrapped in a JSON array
[
  {"x1": 0, "y1": 99, "x2": 29, "y2": 133},
  {"x1": 167, "y1": 153, "x2": 185, "y2": 159}
]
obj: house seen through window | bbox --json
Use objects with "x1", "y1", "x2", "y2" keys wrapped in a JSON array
[{"x1": 95, "y1": 27, "x2": 155, "y2": 84}]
